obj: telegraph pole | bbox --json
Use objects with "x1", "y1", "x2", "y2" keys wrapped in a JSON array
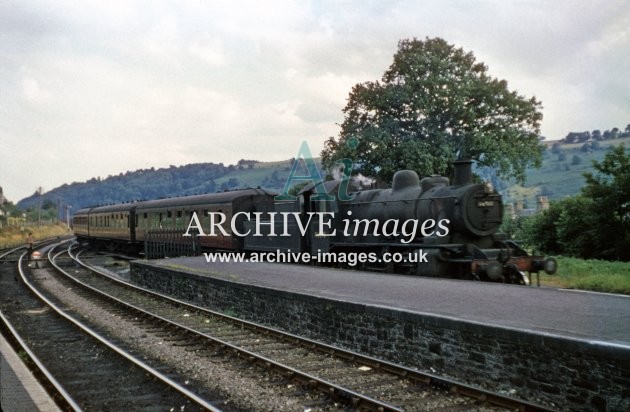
[
  {"x1": 37, "y1": 186, "x2": 43, "y2": 227},
  {"x1": 65, "y1": 205, "x2": 72, "y2": 229}
]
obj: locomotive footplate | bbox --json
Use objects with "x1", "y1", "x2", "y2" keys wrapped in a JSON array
[
  {"x1": 471, "y1": 250, "x2": 557, "y2": 285},
  {"x1": 330, "y1": 241, "x2": 556, "y2": 285}
]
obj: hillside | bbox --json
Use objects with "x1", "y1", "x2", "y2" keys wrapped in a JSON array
[
  {"x1": 502, "y1": 135, "x2": 630, "y2": 206},
  {"x1": 13, "y1": 134, "x2": 630, "y2": 218},
  {"x1": 16, "y1": 158, "x2": 304, "y2": 215}
]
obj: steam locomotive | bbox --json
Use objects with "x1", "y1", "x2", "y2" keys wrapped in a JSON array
[{"x1": 73, "y1": 160, "x2": 556, "y2": 284}]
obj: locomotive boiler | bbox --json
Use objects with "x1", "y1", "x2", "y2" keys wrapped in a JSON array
[
  {"x1": 346, "y1": 160, "x2": 556, "y2": 283},
  {"x1": 244, "y1": 159, "x2": 556, "y2": 284}
]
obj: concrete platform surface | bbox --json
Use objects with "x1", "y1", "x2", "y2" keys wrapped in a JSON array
[
  {"x1": 1, "y1": 334, "x2": 61, "y2": 412},
  {"x1": 152, "y1": 257, "x2": 630, "y2": 346}
]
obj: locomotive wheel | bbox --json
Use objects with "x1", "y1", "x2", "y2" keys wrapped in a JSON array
[{"x1": 505, "y1": 264, "x2": 526, "y2": 285}]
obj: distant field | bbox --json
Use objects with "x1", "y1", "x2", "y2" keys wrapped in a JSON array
[
  {"x1": 538, "y1": 256, "x2": 630, "y2": 295},
  {"x1": 213, "y1": 157, "x2": 322, "y2": 191},
  {"x1": 253, "y1": 159, "x2": 295, "y2": 169},
  {"x1": 505, "y1": 136, "x2": 629, "y2": 205}
]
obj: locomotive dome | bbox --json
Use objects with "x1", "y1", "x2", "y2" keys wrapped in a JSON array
[{"x1": 391, "y1": 170, "x2": 420, "y2": 191}]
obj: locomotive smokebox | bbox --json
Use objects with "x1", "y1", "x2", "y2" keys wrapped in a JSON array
[{"x1": 453, "y1": 159, "x2": 473, "y2": 186}]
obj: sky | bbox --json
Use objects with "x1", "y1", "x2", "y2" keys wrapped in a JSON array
[{"x1": 1, "y1": 0, "x2": 628, "y2": 202}]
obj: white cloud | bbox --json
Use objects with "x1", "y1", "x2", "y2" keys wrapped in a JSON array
[
  {"x1": 21, "y1": 76, "x2": 51, "y2": 104},
  {"x1": 188, "y1": 37, "x2": 226, "y2": 67},
  {"x1": 0, "y1": 0, "x2": 628, "y2": 201}
]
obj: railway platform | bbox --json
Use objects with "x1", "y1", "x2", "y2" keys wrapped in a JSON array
[
  {"x1": 1, "y1": 334, "x2": 61, "y2": 412},
  {"x1": 135, "y1": 257, "x2": 630, "y2": 345},
  {"x1": 130, "y1": 257, "x2": 630, "y2": 411}
]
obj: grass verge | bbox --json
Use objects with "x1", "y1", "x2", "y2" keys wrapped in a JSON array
[
  {"x1": 539, "y1": 256, "x2": 630, "y2": 295},
  {"x1": 0, "y1": 224, "x2": 71, "y2": 249}
]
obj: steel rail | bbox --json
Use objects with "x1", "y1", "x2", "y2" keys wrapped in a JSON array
[
  {"x1": 1, "y1": 251, "x2": 82, "y2": 411},
  {"x1": 0, "y1": 245, "x2": 23, "y2": 256},
  {"x1": 0, "y1": 246, "x2": 25, "y2": 262},
  {"x1": 71, "y1": 246, "x2": 554, "y2": 411},
  {"x1": 18, "y1": 245, "x2": 222, "y2": 412},
  {"x1": 56, "y1": 246, "x2": 404, "y2": 411}
]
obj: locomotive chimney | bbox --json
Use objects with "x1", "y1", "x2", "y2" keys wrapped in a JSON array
[{"x1": 453, "y1": 159, "x2": 473, "y2": 186}]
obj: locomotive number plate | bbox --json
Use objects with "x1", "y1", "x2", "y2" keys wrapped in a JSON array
[{"x1": 477, "y1": 201, "x2": 495, "y2": 207}]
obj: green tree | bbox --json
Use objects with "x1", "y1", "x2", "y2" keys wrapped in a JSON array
[
  {"x1": 523, "y1": 144, "x2": 630, "y2": 261},
  {"x1": 321, "y1": 37, "x2": 544, "y2": 183},
  {"x1": 519, "y1": 203, "x2": 563, "y2": 254},
  {"x1": 500, "y1": 213, "x2": 527, "y2": 241},
  {"x1": 554, "y1": 196, "x2": 599, "y2": 259},
  {"x1": 611, "y1": 127, "x2": 620, "y2": 139},
  {"x1": 582, "y1": 144, "x2": 630, "y2": 260},
  {"x1": 519, "y1": 196, "x2": 598, "y2": 258}
]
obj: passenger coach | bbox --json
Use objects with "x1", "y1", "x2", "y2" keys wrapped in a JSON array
[
  {"x1": 73, "y1": 188, "x2": 277, "y2": 252},
  {"x1": 134, "y1": 189, "x2": 276, "y2": 250}
]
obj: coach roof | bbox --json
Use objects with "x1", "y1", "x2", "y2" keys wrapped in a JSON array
[{"x1": 135, "y1": 188, "x2": 275, "y2": 211}]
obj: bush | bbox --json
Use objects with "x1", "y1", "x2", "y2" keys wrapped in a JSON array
[
  {"x1": 518, "y1": 196, "x2": 598, "y2": 258},
  {"x1": 571, "y1": 154, "x2": 582, "y2": 165}
]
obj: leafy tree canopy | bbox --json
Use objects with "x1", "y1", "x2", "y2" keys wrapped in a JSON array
[
  {"x1": 322, "y1": 37, "x2": 544, "y2": 183},
  {"x1": 582, "y1": 144, "x2": 630, "y2": 260},
  {"x1": 516, "y1": 144, "x2": 630, "y2": 261}
]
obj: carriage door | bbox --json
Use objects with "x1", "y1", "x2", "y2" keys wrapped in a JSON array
[{"x1": 129, "y1": 206, "x2": 137, "y2": 242}]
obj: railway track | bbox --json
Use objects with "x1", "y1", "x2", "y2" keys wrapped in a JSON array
[
  {"x1": 0, "y1": 243, "x2": 220, "y2": 411},
  {"x1": 45, "y1": 244, "x2": 553, "y2": 411}
]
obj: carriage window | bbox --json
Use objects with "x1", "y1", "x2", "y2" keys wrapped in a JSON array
[
  {"x1": 152, "y1": 213, "x2": 160, "y2": 228},
  {"x1": 167, "y1": 211, "x2": 172, "y2": 218},
  {"x1": 175, "y1": 210, "x2": 184, "y2": 228}
]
